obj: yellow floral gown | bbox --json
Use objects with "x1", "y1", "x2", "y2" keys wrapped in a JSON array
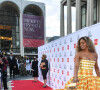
[{"x1": 63, "y1": 60, "x2": 100, "y2": 90}]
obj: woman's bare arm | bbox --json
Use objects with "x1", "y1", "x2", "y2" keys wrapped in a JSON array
[{"x1": 95, "y1": 53, "x2": 100, "y2": 77}]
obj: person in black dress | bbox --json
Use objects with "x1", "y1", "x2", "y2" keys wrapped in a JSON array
[
  {"x1": 32, "y1": 57, "x2": 38, "y2": 82},
  {"x1": 40, "y1": 54, "x2": 48, "y2": 88}
]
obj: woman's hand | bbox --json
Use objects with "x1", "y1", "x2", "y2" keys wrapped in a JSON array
[
  {"x1": 73, "y1": 79, "x2": 79, "y2": 83},
  {"x1": 40, "y1": 65, "x2": 43, "y2": 68}
]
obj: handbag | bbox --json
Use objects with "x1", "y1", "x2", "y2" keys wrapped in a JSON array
[{"x1": 67, "y1": 83, "x2": 77, "y2": 89}]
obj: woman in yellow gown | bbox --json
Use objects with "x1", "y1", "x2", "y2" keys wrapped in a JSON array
[{"x1": 64, "y1": 36, "x2": 100, "y2": 90}]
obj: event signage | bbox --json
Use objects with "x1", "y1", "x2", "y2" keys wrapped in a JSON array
[{"x1": 23, "y1": 14, "x2": 44, "y2": 47}]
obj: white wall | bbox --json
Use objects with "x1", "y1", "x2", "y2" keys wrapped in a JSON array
[{"x1": 38, "y1": 23, "x2": 100, "y2": 89}]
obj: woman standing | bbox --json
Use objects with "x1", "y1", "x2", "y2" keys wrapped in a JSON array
[
  {"x1": 40, "y1": 54, "x2": 48, "y2": 88},
  {"x1": 63, "y1": 36, "x2": 100, "y2": 90},
  {"x1": 32, "y1": 57, "x2": 38, "y2": 82}
]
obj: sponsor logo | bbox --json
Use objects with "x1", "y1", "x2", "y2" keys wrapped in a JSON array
[
  {"x1": 62, "y1": 81, "x2": 63, "y2": 85},
  {"x1": 54, "y1": 69, "x2": 55, "y2": 72},
  {"x1": 74, "y1": 43, "x2": 76, "y2": 48},
  {"x1": 58, "y1": 58, "x2": 59, "y2": 62},
  {"x1": 64, "y1": 40, "x2": 66, "y2": 44},
  {"x1": 54, "y1": 48, "x2": 55, "y2": 52},
  {"x1": 94, "y1": 39, "x2": 98, "y2": 45},
  {"x1": 62, "y1": 58, "x2": 64, "y2": 62},
  {"x1": 88, "y1": 31, "x2": 92, "y2": 37},
  {"x1": 59, "y1": 64, "x2": 61, "y2": 68},
  {"x1": 52, "y1": 53, "x2": 53, "y2": 57},
  {"x1": 62, "y1": 46, "x2": 64, "y2": 51},
  {"x1": 70, "y1": 37, "x2": 73, "y2": 42},
  {"x1": 52, "y1": 44, "x2": 53, "y2": 47},
  {"x1": 67, "y1": 45, "x2": 69, "y2": 50},
  {"x1": 77, "y1": 35, "x2": 80, "y2": 40},
  {"x1": 59, "y1": 41, "x2": 61, "y2": 45},
  {"x1": 67, "y1": 71, "x2": 69, "y2": 76},
  {"x1": 59, "y1": 76, "x2": 61, "y2": 80},
  {"x1": 55, "y1": 53, "x2": 57, "y2": 57},
  {"x1": 55, "y1": 64, "x2": 57, "y2": 68},
  {"x1": 54, "y1": 58, "x2": 55, "y2": 62},
  {"x1": 58, "y1": 69, "x2": 59, "y2": 73},
  {"x1": 70, "y1": 51, "x2": 72, "y2": 56},
  {"x1": 54, "y1": 78, "x2": 55, "y2": 82},
  {"x1": 64, "y1": 77, "x2": 66, "y2": 81},
  {"x1": 57, "y1": 80, "x2": 59, "y2": 84},
  {"x1": 64, "y1": 52, "x2": 66, "y2": 57},
  {"x1": 70, "y1": 65, "x2": 72, "y2": 70},
  {"x1": 58, "y1": 48, "x2": 59, "y2": 52},
  {"x1": 62, "y1": 70, "x2": 64, "y2": 74},
  {"x1": 67, "y1": 58, "x2": 69, "y2": 62},
  {"x1": 64, "y1": 65, "x2": 67, "y2": 69}
]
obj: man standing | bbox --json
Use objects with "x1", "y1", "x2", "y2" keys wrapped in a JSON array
[{"x1": 8, "y1": 53, "x2": 16, "y2": 79}]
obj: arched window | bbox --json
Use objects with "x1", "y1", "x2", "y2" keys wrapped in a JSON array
[{"x1": 0, "y1": 4, "x2": 20, "y2": 53}]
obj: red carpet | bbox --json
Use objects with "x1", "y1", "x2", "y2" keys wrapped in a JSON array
[{"x1": 11, "y1": 80, "x2": 53, "y2": 90}]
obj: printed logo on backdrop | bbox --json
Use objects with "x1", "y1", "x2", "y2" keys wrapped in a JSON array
[
  {"x1": 64, "y1": 77, "x2": 66, "y2": 82},
  {"x1": 94, "y1": 39, "x2": 98, "y2": 45},
  {"x1": 55, "y1": 43, "x2": 57, "y2": 46},
  {"x1": 59, "y1": 41, "x2": 61, "y2": 45},
  {"x1": 64, "y1": 64, "x2": 67, "y2": 69},
  {"x1": 64, "y1": 52, "x2": 66, "y2": 57},
  {"x1": 64, "y1": 39, "x2": 66, "y2": 44},
  {"x1": 70, "y1": 51, "x2": 73, "y2": 56},
  {"x1": 52, "y1": 63, "x2": 54, "y2": 67},
  {"x1": 52, "y1": 73, "x2": 54, "y2": 77},
  {"x1": 55, "y1": 85, "x2": 57, "y2": 88},
  {"x1": 52, "y1": 44, "x2": 53, "y2": 47},
  {"x1": 59, "y1": 76, "x2": 61, "y2": 80},
  {"x1": 52, "y1": 53, "x2": 53, "y2": 57},
  {"x1": 88, "y1": 31, "x2": 92, "y2": 37},
  {"x1": 59, "y1": 64, "x2": 61, "y2": 68},
  {"x1": 70, "y1": 65, "x2": 73, "y2": 70},
  {"x1": 55, "y1": 53, "x2": 57, "y2": 57},
  {"x1": 55, "y1": 64, "x2": 57, "y2": 68},
  {"x1": 77, "y1": 35, "x2": 80, "y2": 40},
  {"x1": 70, "y1": 37, "x2": 73, "y2": 42},
  {"x1": 59, "y1": 53, "x2": 61, "y2": 57},
  {"x1": 55, "y1": 74, "x2": 57, "y2": 78}
]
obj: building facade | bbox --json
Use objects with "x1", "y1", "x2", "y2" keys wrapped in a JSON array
[
  {"x1": 0, "y1": 0, "x2": 45, "y2": 56},
  {"x1": 60, "y1": 0, "x2": 100, "y2": 36}
]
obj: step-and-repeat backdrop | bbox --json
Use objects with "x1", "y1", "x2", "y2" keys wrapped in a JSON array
[{"x1": 38, "y1": 23, "x2": 100, "y2": 89}]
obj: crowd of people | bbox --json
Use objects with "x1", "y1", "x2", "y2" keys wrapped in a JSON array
[{"x1": 0, "y1": 52, "x2": 42, "y2": 90}]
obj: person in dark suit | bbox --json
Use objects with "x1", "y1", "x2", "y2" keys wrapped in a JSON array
[
  {"x1": 7, "y1": 53, "x2": 16, "y2": 79},
  {"x1": 40, "y1": 54, "x2": 48, "y2": 88},
  {"x1": 32, "y1": 57, "x2": 38, "y2": 82}
]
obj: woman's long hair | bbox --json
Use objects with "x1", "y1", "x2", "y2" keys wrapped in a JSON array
[{"x1": 76, "y1": 36, "x2": 96, "y2": 53}]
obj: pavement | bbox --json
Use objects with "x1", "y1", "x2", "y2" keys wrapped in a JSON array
[{"x1": 5, "y1": 68, "x2": 33, "y2": 90}]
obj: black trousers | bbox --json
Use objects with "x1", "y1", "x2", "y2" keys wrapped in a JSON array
[
  {"x1": 42, "y1": 70, "x2": 48, "y2": 79},
  {"x1": 3, "y1": 71, "x2": 7, "y2": 89},
  {"x1": 9, "y1": 66, "x2": 15, "y2": 77}
]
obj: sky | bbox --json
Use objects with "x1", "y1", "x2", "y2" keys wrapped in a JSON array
[{"x1": 28, "y1": 0, "x2": 76, "y2": 37}]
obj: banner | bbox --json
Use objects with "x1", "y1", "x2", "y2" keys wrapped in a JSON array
[
  {"x1": 23, "y1": 14, "x2": 44, "y2": 47},
  {"x1": 38, "y1": 23, "x2": 100, "y2": 89}
]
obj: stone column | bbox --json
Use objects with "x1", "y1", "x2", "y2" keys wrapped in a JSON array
[
  {"x1": 87, "y1": 0, "x2": 94, "y2": 26},
  {"x1": 76, "y1": 0, "x2": 81, "y2": 30},
  {"x1": 67, "y1": 0, "x2": 72, "y2": 35},
  {"x1": 20, "y1": 13, "x2": 24, "y2": 56},
  {"x1": 97, "y1": 0, "x2": 100, "y2": 22},
  {"x1": 89, "y1": 0, "x2": 94, "y2": 25},
  {"x1": 86, "y1": 0, "x2": 90, "y2": 26},
  {"x1": 60, "y1": 2, "x2": 64, "y2": 37}
]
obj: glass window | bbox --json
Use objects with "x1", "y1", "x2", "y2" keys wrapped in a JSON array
[{"x1": 0, "y1": 5, "x2": 20, "y2": 53}]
